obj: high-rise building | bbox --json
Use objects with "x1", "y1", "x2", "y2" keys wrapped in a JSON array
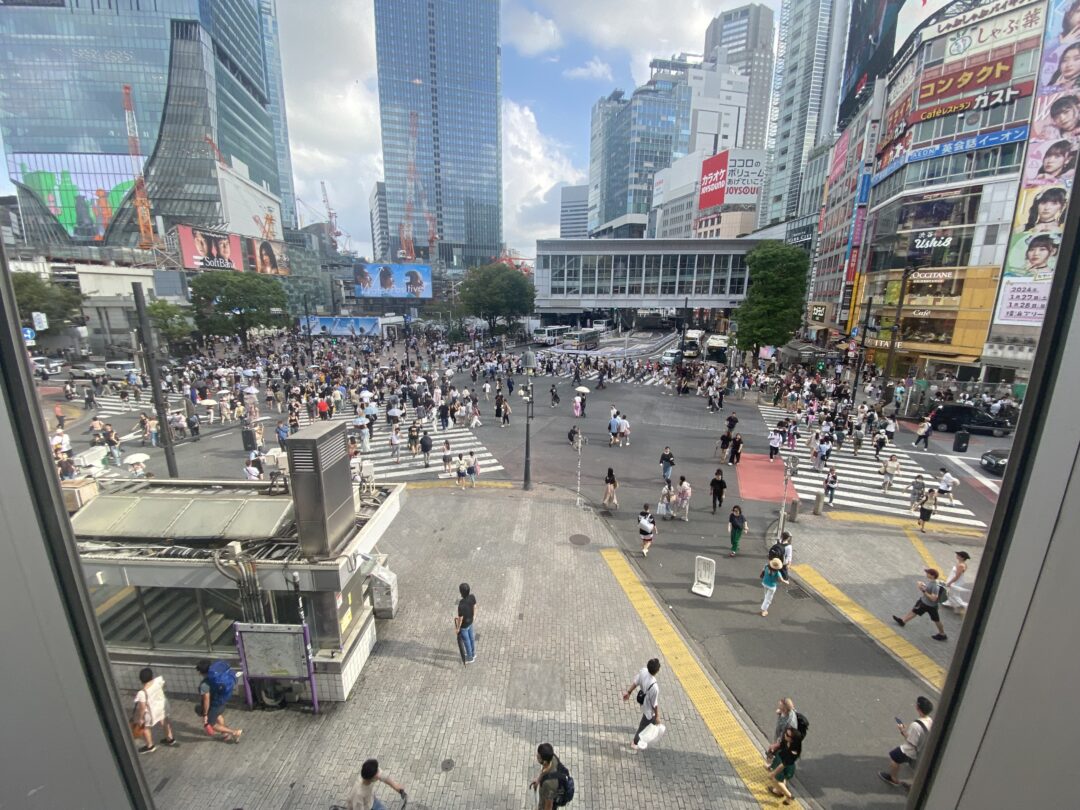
[
  {"x1": 373, "y1": 0, "x2": 502, "y2": 269},
  {"x1": 259, "y1": 0, "x2": 298, "y2": 230},
  {"x1": 559, "y1": 185, "x2": 589, "y2": 239},
  {"x1": 703, "y1": 4, "x2": 775, "y2": 149},
  {"x1": 760, "y1": 0, "x2": 850, "y2": 226},
  {"x1": 687, "y1": 58, "x2": 750, "y2": 154},
  {"x1": 0, "y1": 0, "x2": 289, "y2": 248},
  {"x1": 369, "y1": 182, "x2": 390, "y2": 260}
]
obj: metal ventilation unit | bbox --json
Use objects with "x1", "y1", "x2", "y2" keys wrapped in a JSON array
[{"x1": 285, "y1": 420, "x2": 355, "y2": 558}]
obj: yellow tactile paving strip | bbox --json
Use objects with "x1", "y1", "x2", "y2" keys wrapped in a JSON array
[
  {"x1": 600, "y1": 548, "x2": 803, "y2": 809},
  {"x1": 903, "y1": 527, "x2": 944, "y2": 572},
  {"x1": 405, "y1": 479, "x2": 514, "y2": 490},
  {"x1": 824, "y1": 510, "x2": 985, "y2": 537},
  {"x1": 792, "y1": 564, "x2": 945, "y2": 691}
]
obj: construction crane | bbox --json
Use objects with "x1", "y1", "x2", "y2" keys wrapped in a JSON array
[
  {"x1": 252, "y1": 209, "x2": 277, "y2": 240},
  {"x1": 321, "y1": 181, "x2": 342, "y2": 252},
  {"x1": 123, "y1": 85, "x2": 159, "y2": 250},
  {"x1": 397, "y1": 111, "x2": 439, "y2": 262},
  {"x1": 204, "y1": 134, "x2": 228, "y2": 168},
  {"x1": 491, "y1": 248, "x2": 534, "y2": 276}
]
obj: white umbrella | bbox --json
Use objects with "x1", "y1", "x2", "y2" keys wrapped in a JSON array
[
  {"x1": 575, "y1": 386, "x2": 591, "y2": 394},
  {"x1": 124, "y1": 453, "x2": 150, "y2": 464},
  {"x1": 387, "y1": 407, "x2": 403, "y2": 417},
  {"x1": 244, "y1": 385, "x2": 259, "y2": 394},
  {"x1": 242, "y1": 369, "x2": 256, "y2": 377},
  {"x1": 201, "y1": 399, "x2": 218, "y2": 406},
  {"x1": 360, "y1": 391, "x2": 374, "y2": 401},
  {"x1": 352, "y1": 416, "x2": 368, "y2": 426}
]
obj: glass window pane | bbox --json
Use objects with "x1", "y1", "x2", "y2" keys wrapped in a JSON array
[
  {"x1": 142, "y1": 587, "x2": 209, "y2": 651},
  {"x1": 612, "y1": 255, "x2": 628, "y2": 295},
  {"x1": 91, "y1": 585, "x2": 151, "y2": 650},
  {"x1": 628, "y1": 254, "x2": 643, "y2": 295},
  {"x1": 644, "y1": 255, "x2": 660, "y2": 295},
  {"x1": 201, "y1": 589, "x2": 245, "y2": 651},
  {"x1": 596, "y1": 255, "x2": 613, "y2": 295},
  {"x1": 677, "y1": 254, "x2": 696, "y2": 295}
]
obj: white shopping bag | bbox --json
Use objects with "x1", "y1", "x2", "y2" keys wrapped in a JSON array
[{"x1": 636, "y1": 722, "x2": 666, "y2": 750}]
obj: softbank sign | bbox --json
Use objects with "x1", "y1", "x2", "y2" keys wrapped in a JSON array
[{"x1": 698, "y1": 151, "x2": 730, "y2": 209}]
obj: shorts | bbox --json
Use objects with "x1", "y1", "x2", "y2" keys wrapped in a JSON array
[
  {"x1": 207, "y1": 701, "x2": 226, "y2": 723},
  {"x1": 919, "y1": 507, "x2": 933, "y2": 522},
  {"x1": 456, "y1": 470, "x2": 466, "y2": 479},
  {"x1": 912, "y1": 600, "x2": 940, "y2": 623},
  {"x1": 889, "y1": 746, "x2": 914, "y2": 765}
]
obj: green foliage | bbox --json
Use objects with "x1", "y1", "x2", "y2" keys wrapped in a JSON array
[
  {"x1": 189, "y1": 272, "x2": 287, "y2": 345},
  {"x1": 146, "y1": 299, "x2": 193, "y2": 349},
  {"x1": 10, "y1": 272, "x2": 83, "y2": 329},
  {"x1": 458, "y1": 263, "x2": 536, "y2": 330},
  {"x1": 733, "y1": 242, "x2": 809, "y2": 352}
]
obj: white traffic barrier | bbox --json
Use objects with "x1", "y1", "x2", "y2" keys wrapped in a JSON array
[{"x1": 691, "y1": 555, "x2": 716, "y2": 598}]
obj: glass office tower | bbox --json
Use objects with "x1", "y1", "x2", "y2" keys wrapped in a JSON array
[
  {"x1": 0, "y1": 0, "x2": 292, "y2": 245},
  {"x1": 374, "y1": 0, "x2": 502, "y2": 269}
]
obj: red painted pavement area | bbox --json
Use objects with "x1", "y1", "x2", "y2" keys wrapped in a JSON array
[{"x1": 734, "y1": 452, "x2": 786, "y2": 503}]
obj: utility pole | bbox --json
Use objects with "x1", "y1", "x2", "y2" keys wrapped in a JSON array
[
  {"x1": 852, "y1": 295, "x2": 874, "y2": 397},
  {"x1": 303, "y1": 294, "x2": 314, "y2": 356},
  {"x1": 131, "y1": 282, "x2": 179, "y2": 478},
  {"x1": 883, "y1": 267, "x2": 915, "y2": 381}
]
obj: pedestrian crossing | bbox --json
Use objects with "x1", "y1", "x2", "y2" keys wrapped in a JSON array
[
  {"x1": 756, "y1": 404, "x2": 986, "y2": 528},
  {"x1": 86, "y1": 391, "x2": 178, "y2": 418},
  {"x1": 349, "y1": 425, "x2": 504, "y2": 481}
]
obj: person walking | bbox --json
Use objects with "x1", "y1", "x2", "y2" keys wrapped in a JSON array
[
  {"x1": 659, "y1": 447, "x2": 676, "y2": 483},
  {"x1": 728, "y1": 433, "x2": 744, "y2": 466},
  {"x1": 608, "y1": 412, "x2": 621, "y2": 447},
  {"x1": 455, "y1": 453, "x2": 468, "y2": 489},
  {"x1": 879, "y1": 696, "x2": 934, "y2": 788},
  {"x1": 657, "y1": 480, "x2": 675, "y2": 521},
  {"x1": 760, "y1": 558, "x2": 789, "y2": 617},
  {"x1": 388, "y1": 426, "x2": 401, "y2": 464},
  {"x1": 779, "y1": 531, "x2": 794, "y2": 580},
  {"x1": 529, "y1": 743, "x2": 570, "y2": 810},
  {"x1": 676, "y1": 475, "x2": 692, "y2": 521},
  {"x1": 881, "y1": 454, "x2": 901, "y2": 493},
  {"x1": 893, "y1": 568, "x2": 949, "y2": 641},
  {"x1": 908, "y1": 474, "x2": 926, "y2": 512},
  {"x1": 276, "y1": 420, "x2": 289, "y2": 452},
  {"x1": 346, "y1": 758, "x2": 407, "y2": 810},
  {"x1": 441, "y1": 439, "x2": 452, "y2": 474},
  {"x1": 767, "y1": 724, "x2": 802, "y2": 804},
  {"x1": 131, "y1": 667, "x2": 176, "y2": 753},
  {"x1": 768, "y1": 427, "x2": 784, "y2": 461},
  {"x1": 913, "y1": 419, "x2": 932, "y2": 449},
  {"x1": 916, "y1": 488, "x2": 938, "y2": 532},
  {"x1": 455, "y1": 582, "x2": 478, "y2": 664},
  {"x1": 766, "y1": 698, "x2": 799, "y2": 759},
  {"x1": 638, "y1": 504, "x2": 656, "y2": 556},
  {"x1": 728, "y1": 505, "x2": 748, "y2": 557},
  {"x1": 943, "y1": 550, "x2": 972, "y2": 612},
  {"x1": 937, "y1": 467, "x2": 959, "y2": 505},
  {"x1": 420, "y1": 430, "x2": 433, "y2": 468},
  {"x1": 709, "y1": 469, "x2": 727, "y2": 514},
  {"x1": 824, "y1": 467, "x2": 838, "y2": 506},
  {"x1": 195, "y1": 659, "x2": 241, "y2": 743},
  {"x1": 622, "y1": 658, "x2": 661, "y2": 749},
  {"x1": 602, "y1": 467, "x2": 619, "y2": 509},
  {"x1": 618, "y1": 412, "x2": 631, "y2": 446},
  {"x1": 501, "y1": 399, "x2": 512, "y2": 427},
  {"x1": 873, "y1": 429, "x2": 888, "y2": 460},
  {"x1": 851, "y1": 424, "x2": 864, "y2": 456}
]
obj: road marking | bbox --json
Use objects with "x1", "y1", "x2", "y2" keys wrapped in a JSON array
[
  {"x1": 823, "y1": 510, "x2": 986, "y2": 537},
  {"x1": 904, "y1": 528, "x2": 944, "y2": 572},
  {"x1": 600, "y1": 548, "x2": 802, "y2": 808},
  {"x1": 791, "y1": 564, "x2": 945, "y2": 692},
  {"x1": 950, "y1": 456, "x2": 1001, "y2": 494},
  {"x1": 405, "y1": 480, "x2": 514, "y2": 490}
]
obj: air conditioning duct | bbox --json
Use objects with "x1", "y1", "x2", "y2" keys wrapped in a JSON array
[{"x1": 286, "y1": 421, "x2": 355, "y2": 558}]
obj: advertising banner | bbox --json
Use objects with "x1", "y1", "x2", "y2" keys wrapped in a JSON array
[
  {"x1": 697, "y1": 151, "x2": 730, "y2": 210},
  {"x1": 918, "y1": 56, "x2": 1015, "y2": 105},
  {"x1": 906, "y1": 80, "x2": 1036, "y2": 125},
  {"x1": 872, "y1": 124, "x2": 1029, "y2": 185},
  {"x1": 941, "y1": 2, "x2": 1045, "y2": 64},
  {"x1": 353, "y1": 262, "x2": 432, "y2": 298},
  {"x1": 249, "y1": 238, "x2": 291, "y2": 275},
  {"x1": 304, "y1": 316, "x2": 381, "y2": 337},
  {"x1": 896, "y1": 0, "x2": 957, "y2": 55},
  {"x1": 176, "y1": 226, "x2": 243, "y2": 270},
  {"x1": 724, "y1": 149, "x2": 768, "y2": 204},
  {"x1": 994, "y1": 0, "x2": 1080, "y2": 325},
  {"x1": 829, "y1": 130, "x2": 851, "y2": 184},
  {"x1": 931, "y1": 0, "x2": 1042, "y2": 38},
  {"x1": 840, "y1": 0, "x2": 902, "y2": 124}
]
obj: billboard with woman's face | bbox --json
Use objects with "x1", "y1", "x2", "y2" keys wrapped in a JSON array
[
  {"x1": 352, "y1": 262, "x2": 431, "y2": 298},
  {"x1": 176, "y1": 226, "x2": 243, "y2": 270},
  {"x1": 249, "y1": 238, "x2": 291, "y2": 275}
]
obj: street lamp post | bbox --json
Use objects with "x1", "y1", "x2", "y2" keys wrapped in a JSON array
[
  {"x1": 522, "y1": 350, "x2": 537, "y2": 490},
  {"x1": 852, "y1": 295, "x2": 875, "y2": 398},
  {"x1": 883, "y1": 267, "x2": 916, "y2": 382}
]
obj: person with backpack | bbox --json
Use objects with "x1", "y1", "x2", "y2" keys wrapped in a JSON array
[
  {"x1": 530, "y1": 742, "x2": 574, "y2": 808},
  {"x1": 879, "y1": 696, "x2": 934, "y2": 788},
  {"x1": 767, "y1": 724, "x2": 802, "y2": 804},
  {"x1": 195, "y1": 659, "x2": 242, "y2": 743},
  {"x1": 772, "y1": 531, "x2": 794, "y2": 580},
  {"x1": 766, "y1": 697, "x2": 799, "y2": 758},
  {"x1": 346, "y1": 758, "x2": 407, "y2": 810},
  {"x1": 638, "y1": 504, "x2": 657, "y2": 556},
  {"x1": 892, "y1": 568, "x2": 949, "y2": 641},
  {"x1": 760, "y1": 558, "x2": 789, "y2": 617},
  {"x1": 622, "y1": 658, "x2": 661, "y2": 749}
]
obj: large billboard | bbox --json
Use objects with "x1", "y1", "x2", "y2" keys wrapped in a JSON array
[
  {"x1": 8, "y1": 151, "x2": 142, "y2": 240},
  {"x1": 940, "y1": 1, "x2": 1045, "y2": 64},
  {"x1": 895, "y1": 0, "x2": 956, "y2": 55},
  {"x1": 304, "y1": 316, "x2": 380, "y2": 337},
  {"x1": 839, "y1": 0, "x2": 903, "y2": 124},
  {"x1": 994, "y1": 0, "x2": 1079, "y2": 326},
  {"x1": 697, "y1": 151, "x2": 730, "y2": 209},
  {"x1": 352, "y1": 262, "x2": 432, "y2": 298},
  {"x1": 697, "y1": 149, "x2": 767, "y2": 210},
  {"x1": 219, "y1": 165, "x2": 283, "y2": 240},
  {"x1": 249, "y1": 238, "x2": 290, "y2": 276},
  {"x1": 176, "y1": 226, "x2": 243, "y2": 271}
]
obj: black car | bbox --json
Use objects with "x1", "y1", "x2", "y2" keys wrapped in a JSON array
[
  {"x1": 928, "y1": 403, "x2": 1012, "y2": 437},
  {"x1": 980, "y1": 448, "x2": 1009, "y2": 475}
]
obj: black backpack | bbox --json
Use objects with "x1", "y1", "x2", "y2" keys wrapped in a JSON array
[
  {"x1": 796, "y1": 711, "x2": 810, "y2": 740},
  {"x1": 768, "y1": 541, "x2": 785, "y2": 561},
  {"x1": 541, "y1": 761, "x2": 575, "y2": 806}
]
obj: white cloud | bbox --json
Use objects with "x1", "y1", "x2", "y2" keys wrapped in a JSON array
[
  {"x1": 502, "y1": 99, "x2": 586, "y2": 255},
  {"x1": 278, "y1": 0, "x2": 381, "y2": 256},
  {"x1": 503, "y1": 3, "x2": 563, "y2": 57},
  {"x1": 562, "y1": 57, "x2": 613, "y2": 82}
]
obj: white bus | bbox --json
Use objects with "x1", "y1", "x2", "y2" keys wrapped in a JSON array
[
  {"x1": 683, "y1": 329, "x2": 706, "y2": 358},
  {"x1": 532, "y1": 325, "x2": 572, "y2": 346},
  {"x1": 706, "y1": 333, "x2": 730, "y2": 363}
]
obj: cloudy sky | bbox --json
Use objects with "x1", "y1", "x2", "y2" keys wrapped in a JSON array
[{"x1": 281, "y1": 0, "x2": 770, "y2": 258}]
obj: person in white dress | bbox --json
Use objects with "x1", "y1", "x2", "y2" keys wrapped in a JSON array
[
  {"x1": 944, "y1": 550, "x2": 972, "y2": 611},
  {"x1": 132, "y1": 667, "x2": 175, "y2": 753}
]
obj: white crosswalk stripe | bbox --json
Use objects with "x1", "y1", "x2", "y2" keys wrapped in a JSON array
[
  {"x1": 757, "y1": 404, "x2": 986, "y2": 528},
  {"x1": 336, "y1": 425, "x2": 503, "y2": 481}
]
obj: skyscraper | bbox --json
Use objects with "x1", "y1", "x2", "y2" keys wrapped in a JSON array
[
  {"x1": 559, "y1": 185, "x2": 589, "y2": 239},
  {"x1": 369, "y1": 182, "x2": 390, "y2": 260},
  {"x1": 374, "y1": 0, "x2": 502, "y2": 269},
  {"x1": 760, "y1": 0, "x2": 850, "y2": 225},
  {"x1": 703, "y1": 4, "x2": 775, "y2": 150},
  {"x1": 0, "y1": 0, "x2": 290, "y2": 247},
  {"x1": 259, "y1": 0, "x2": 298, "y2": 229}
]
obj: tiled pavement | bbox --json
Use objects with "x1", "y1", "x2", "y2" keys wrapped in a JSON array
[{"x1": 138, "y1": 487, "x2": 767, "y2": 810}]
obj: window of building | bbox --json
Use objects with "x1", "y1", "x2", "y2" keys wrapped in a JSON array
[
  {"x1": 660, "y1": 254, "x2": 678, "y2": 295},
  {"x1": 581, "y1": 254, "x2": 597, "y2": 295},
  {"x1": 694, "y1": 255, "x2": 713, "y2": 295},
  {"x1": 550, "y1": 254, "x2": 565, "y2": 295},
  {"x1": 643, "y1": 254, "x2": 660, "y2": 295},
  {"x1": 596, "y1": 254, "x2": 613, "y2": 295},
  {"x1": 565, "y1": 254, "x2": 580, "y2": 295}
]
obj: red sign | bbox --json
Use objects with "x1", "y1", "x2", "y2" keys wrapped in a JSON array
[
  {"x1": 698, "y1": 151, "x2": 729, "y2": 210},
  {"x1": 176, "y1": 225, "x2": 244, "y2": 271},
  {"x1": 918, "y1": 56, "x2": 1014, "y2": 105},
  {"x1": 907, "y1": 80, "x2": 1035, "y2": 126}
]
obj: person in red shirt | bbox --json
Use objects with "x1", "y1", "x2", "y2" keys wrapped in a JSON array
[{"x1": 317, "y1": 398, "x2": 330, "y2": 420}]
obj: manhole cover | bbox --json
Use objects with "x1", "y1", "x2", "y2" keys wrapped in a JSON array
[
  {"x1": 569, "y1": 534, "x2": 590, "y2": 546},
  {"x1": 441, "y1": 759, "x2": 455, "y2": 772},
  {"x1": 788, "y1": 585, "x2": 811, "y2": 599}
]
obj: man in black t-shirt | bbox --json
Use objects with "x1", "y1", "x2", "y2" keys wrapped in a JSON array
[
  {"x1": 709, "y1": 469, "x2": 727, "y2": 514},
  {"x1": 455, "y1": 583, "x2": 478, "y2": 664}
]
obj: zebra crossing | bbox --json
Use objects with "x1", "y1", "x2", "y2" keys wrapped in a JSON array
[
  {"x1": 756, "y1": 404, "x2": 986, "y2": 528},
  {"x1": 350, "y1": 425, "x2": 504, "y2": 481},
  {"x1": 539, "y1": 368, "x2": 674, "y2": 387},
  {"x1": 87, "y1": 392, "x2": 181, "y2": 419}
]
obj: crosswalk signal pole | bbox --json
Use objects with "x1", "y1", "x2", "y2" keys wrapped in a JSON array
[{"x1": 132, "y1": 282, "x2": 179, "y2": 478}]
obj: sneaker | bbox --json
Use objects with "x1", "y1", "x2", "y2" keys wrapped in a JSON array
[
  {"x1": 892, "y1": 615, "x2": 906, "y2": 627},
  {"x1": 932, "y1": 633, "x2": 948, "y2": 641},
  {"x1": 642, "y1": 547, "x2": 649, "y2": 557},
  {"x1": 878, "y1": 772, "x2": 902, "y2": 787},
  {"x1": 466, "y1": 656, "x2": 477, "y2": 664},
  {"x1": 139, "y1": 745, "x2": 157, "y2": 754},
  {"x1": 163, "y1": 737, "x2": 178, "y2": 746}
]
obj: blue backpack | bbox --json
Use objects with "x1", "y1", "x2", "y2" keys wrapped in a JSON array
[{"x1": 206, "y1": 661, "x2": 237, "y2": 703}]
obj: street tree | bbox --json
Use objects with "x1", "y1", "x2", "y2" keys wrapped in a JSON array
[
  {"x1": 146, "y1": 299, "x2": 194, "y2": 351},
  {"x1": 733, "y1": 241, "x2": 809, "y2": 355},
  {"x1": 189, "y1": 271, "x2": 287, "y2": 346},
  {"x1": 458, "y1": 262, "x2": 535, "y2": 331},
  {"x1": 10, "y1": 272, "x2": 84, "y2": 330}
]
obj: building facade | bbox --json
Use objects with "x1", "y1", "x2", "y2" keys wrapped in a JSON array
[
  {"x1": 369, "y1": 182, "x2": 390, "y2": 261},
  {"x1": 373, "y1": 0, "x2": 502, "y2": 268},
  {"x1": 559, "y1": 185, "x2": 589, "y2": 238},
  {"x1": 259, "y1": 0, "x2": 297, "y2": 230},
  {"x1": 687, "y1": 58, "x2": 751, "y2": 154},
  {"x1": 534, "y1": 237, "x2": 758, "y2": 318},
  {"x1": 0, "y1": 0, "x2": 289, "y2": 248},
  {"x1": 703, "y1": 4, "x2": 775, "y2": 149}
]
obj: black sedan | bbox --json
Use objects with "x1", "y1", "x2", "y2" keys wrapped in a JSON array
[
  {"x1": 929, "y1": 404, "x2": 1013, "y2": 437},
  {"x1": 980, "y1": 448, "x2": 1009, "y2": 475}
]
